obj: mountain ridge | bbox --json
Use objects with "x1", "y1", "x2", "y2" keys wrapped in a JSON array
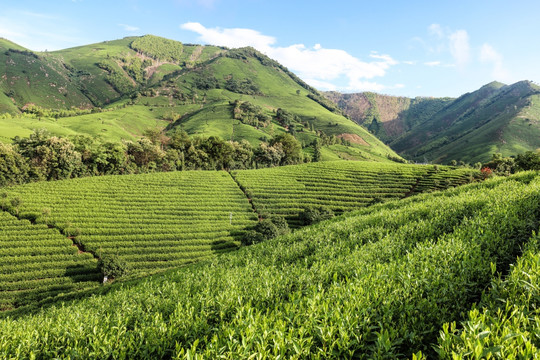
[
  {"x1": 0, "y1": 35, "x2": 401, "y2": 163},
  {"x1": 325, "y1": 80, "x2": 540, "y2": 163}
]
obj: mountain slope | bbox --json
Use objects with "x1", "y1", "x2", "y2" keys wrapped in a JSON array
[
  {"x1": 324, "y1": 91, "x2": 453, "y2": 142},
  {"x1": 392, "y1": 80, "x2": 540, "y2": 163},
  {"x1": 0, "y1": 36, "x2": 401, "y2": 162},
  {"x1": 326, "y1": 81, "x2": 540, "y2": 164}
]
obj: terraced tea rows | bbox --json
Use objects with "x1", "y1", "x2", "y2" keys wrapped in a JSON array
[
  {"x1": 0, "y1": 161, "x2": 479, "y2": 312},
  {"x1": 0, "y1": 211, "x2": 100, "y2": 310},
  {"x1": 232, "y1": 161, "x2": 477, "y2": 226},
  {"x1": 1, "y1": 172, "x2": 537, "y2": 358},
  {"x1": 3, "y1": 171, "x2": 258, "y2": 273}
]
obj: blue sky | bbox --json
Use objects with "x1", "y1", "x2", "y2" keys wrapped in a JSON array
[{"x1": 1, "y1": 0, "x2": 539, "y2": 97}]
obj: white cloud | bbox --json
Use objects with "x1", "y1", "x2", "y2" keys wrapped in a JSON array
[
  {"x1": 448, "y1": 29, "x2": 470, "y2": 66},
  {"x1": 424, "y1": 61, "x2": 441, "y2": 67},
  {"x1": 428, "y1": 23, "x2": 444, "y2": 38},
  {"x1": 181, "y1": 22, "x2": 275, "y2": 49},
  {"x1": 119, "y1": 24, "x2": 139, "y2": 32},
  {"x1": 181, "y1": 22, "x2": 399, "y2": 92},
  {"x1": 304, "y1": 78, "x2": 338, "y2": 91},
  {"x1": 480, "y1": 43, "x2": 510, "y2": 81},
  {"x1": 418, "y1": 25, "x2": 471, "y2": 67}
]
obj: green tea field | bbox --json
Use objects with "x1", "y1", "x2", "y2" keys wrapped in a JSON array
[{"x1": 0, "y1": 170, "x2": 538, "y2": 358}]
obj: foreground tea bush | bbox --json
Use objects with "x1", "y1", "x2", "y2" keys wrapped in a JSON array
[
  {"x1": 437, "y1": 233, "x2": 540, "y2": 359},
  {"x1": 0, "y1": 172, "x2": 537, "y2": 359}
]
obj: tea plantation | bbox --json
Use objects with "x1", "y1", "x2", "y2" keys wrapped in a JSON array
[
  {"x1": 0, "y1": 161, "x2": 478, "y2": 311},
  {"x1": 0, "y1": 171, "x2": 538, "y2": 358},
  {"x1": 232, "y1": 161, "x2": 476, "y2": 227},
  {"x1": 2, "y1": 171, "x2": 258, "y2": 274},
  {"x1": 0, "y1": 211, "x2": 100, "y2": 311}
]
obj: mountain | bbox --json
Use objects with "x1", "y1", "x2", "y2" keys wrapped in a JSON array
[
  {"x1": 0, "y1": 36, "x2": 401, "y2": 163},
  {"x1": 326, "y1": 81, "x2": 540, "y2": 164},
  {"x1": 324, "y1": 91, "x2": 453, "y2": 143}
]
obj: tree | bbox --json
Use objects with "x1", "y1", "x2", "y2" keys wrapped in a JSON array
[
  {"x1": 483, "y1": 153, "x2": 516, "y2": 175},
  {"x1": 98, "y1": 254, "x2": 129, "y2": 281},
  {"x1": 299, "y1": 206, "x2": 334, "y2": 225},
  {"x1": 515, "y1": 150, "x2": 540, "y2": 171},
  {"x1": 271, "y1": 134, "x2": 303, "y2": 165},
  {"x1": 0, "y1": 143, "x2": 29, "y2": 186},
  {"x1": 312, "y1": 139, "x2": 322, "y2": 162},
  {"x1": 125, "y1": 138, "x2": 165, "y2": 171},
  {"x1": 254, "y1": 142, "x2": 284, "y2": 167},
  {"x1": 253, "y1": 215, "x2": 290, "y2": 241},
  {"x1": 13, "y1": 130, "x2": 82, "y2": 181}
]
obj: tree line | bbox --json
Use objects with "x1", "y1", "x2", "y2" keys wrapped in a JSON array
[{"x1": 0, "y1": 129, "x2": 305, "y2": 187}]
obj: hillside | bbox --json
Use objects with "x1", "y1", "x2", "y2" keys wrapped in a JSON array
[
  {"x1": 0, "y1": 36, "x2": 401, "y2": 163},
  {"x1": 0, "y1": 171, "x2": 538, "y2": 358},
  {"x1": 324, "y1": 91, "x2": 453, "y2": 143},
  {"x1": 392, "y1": 80, "x2": 540, "y2": 164},
  {"x1": 0, "y1": 160, "x2": 477, "y2": 311},
  {"x1": 326, "y1": 81, "x2": 540, "y2": 164}
]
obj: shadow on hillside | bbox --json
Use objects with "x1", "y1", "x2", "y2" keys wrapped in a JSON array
[{"x1": 0, "y1": 264, "x2": 103, "y2": 319}]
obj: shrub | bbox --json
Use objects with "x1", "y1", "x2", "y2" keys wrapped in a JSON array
[
  {"x1": 241, "y1": 229, "x2": 264, "y2": 246},
  {"x1": 98, "y1": 254, "x2": 129, "y2": 280},
  {"x1": 299, "y1": 206, "x2": 334, "y2": 225},
  {"x1": 244, "y1": 215, "x2": 290, "y2": 245}
]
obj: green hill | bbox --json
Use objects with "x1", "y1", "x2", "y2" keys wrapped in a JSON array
[
  {"x1": 0, "y1": 171, "x2": 538, "y2": 358},
  {"x1": 326, "y1": 81, "x2": 540, "y2": 164},
  {"x1": 0, "y1": 36, "x2": 400, "y2": 163}
]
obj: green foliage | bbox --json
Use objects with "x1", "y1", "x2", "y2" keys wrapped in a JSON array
[
  {"x1": 0, "y1": 211, "x2": 100, "y2": 310},
  {"x1": 98, "y1": 254, "x2": 129, "y2": 279},
  {"x1": 2, "y1": 171, "x2": 258, "y2": 274},
  {"x1": 275, "y1": 108, "x2": 297, "y2": 127},
  {"x1": 0, "y1": 143, "x2": 29, "y2": 187},
  {"x1": 231, "y1": 100, "x2": 271, "y2": 128},
  {"x1": 299, "y1": 206, "x2": 334, "y2": 225},
  {"x1": 0, "y1": 172, "x2": 538, "y2": 357},
  {"x1": 482, "y1": 150, "x2": 540, "y2": 175},
  {"x1": 0, "y1": 36, "x2": 401, "y2": 163},
  {"x1": 253, "y1": 133, "x2": 303, "y2": 167},
  {"x1": 232, "y1": 161, "x2": 478, "y2": 227},
  {"x1": 307, "y1": 93, "x2": 342, "y2": 114},
  {"x1": 97, "y1": 60, "x2": 136, "y2": 94},
  {"x1": 515, "y1": 150, "x2": 540, "y2": 171},
  {"x1": 224, "y1": 76, "x2": 262, "y2": 95},
  {"x1": 193, "y1": 73, "x2": 219, "y2": 90},
  {"x1": 122, "y1": 56, "x2": 147, "y2": 84},
  {"x1": 13, "y1": 129, "x2": 82, "y2": 181},
  {"x1": 130, "y1": 35, "x2": 184, "y2": 62},
  {"x1": 437, "y1": 232, "x2": 540, "y2": 358},
  {"x1": 390, "y1": 81, "x2": 540, "y2": 164}
]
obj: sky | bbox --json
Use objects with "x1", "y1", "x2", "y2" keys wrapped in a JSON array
[{"x1": 1, "y1": 0, "x2": 539, "y2": 98}]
